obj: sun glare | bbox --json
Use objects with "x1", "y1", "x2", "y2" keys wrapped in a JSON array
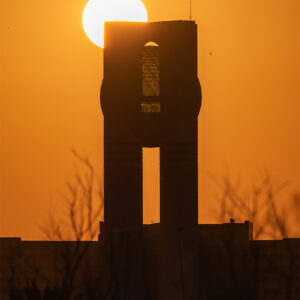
[{"x1": 82, "y1": 0, "x2": 148, "y2": 48}]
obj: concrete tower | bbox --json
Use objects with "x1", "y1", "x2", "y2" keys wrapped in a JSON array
[{"x1": 101, "y1": 21, "x2": 201, "y2": 300}]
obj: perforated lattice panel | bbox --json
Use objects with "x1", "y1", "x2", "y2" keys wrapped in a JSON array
[
  {"x1": 142, "y1": 46, "x2": 160, "y2": 97},
  {"x1": 141, "y1": 102, "x2": 161, "y2": 113}
]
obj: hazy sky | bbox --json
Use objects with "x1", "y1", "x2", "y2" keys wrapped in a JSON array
[{"x1": 1, "y1": 0, "x2": 299, "y2": 239}]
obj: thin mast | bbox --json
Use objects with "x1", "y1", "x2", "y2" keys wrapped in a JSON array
[{"x1": 190, "y1": 0, "x2": 192, "y2": 20}]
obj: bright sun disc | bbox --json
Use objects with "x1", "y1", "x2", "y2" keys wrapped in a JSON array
[{"x1": 83, "y1": 0, "x2": 148, "y2": 48}]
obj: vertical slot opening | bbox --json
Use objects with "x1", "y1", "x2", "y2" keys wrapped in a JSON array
[{"x1": 143, "y1": 147, "x2": 160, "y2": 224}]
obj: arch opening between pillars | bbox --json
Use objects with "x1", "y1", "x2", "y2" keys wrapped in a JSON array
[{"x1": 143, "y1": 147, "x2": 160, "y2": 224}]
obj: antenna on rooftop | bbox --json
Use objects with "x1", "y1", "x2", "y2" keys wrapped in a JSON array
[{"x1": 190, "y1": 0, "x2": 192, "y2": 20}]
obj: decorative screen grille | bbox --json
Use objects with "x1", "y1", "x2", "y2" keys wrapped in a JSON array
[
  {"x1": 141, "y1": 102, "x2": 161, "y2": 113},
  {"x1": 142, "y1": 46, "x2": 160, "y2": 97}
]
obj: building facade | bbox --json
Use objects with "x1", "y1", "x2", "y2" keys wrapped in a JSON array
[{"x1": 1, "y1": 222, "x2": 300, "y2": 299}]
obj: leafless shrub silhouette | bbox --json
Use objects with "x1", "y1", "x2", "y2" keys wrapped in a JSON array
[
  {"x1": 5, "y1": 150, "x2": 104, "y2": 300},
  {"x1": 210, "y1": 172, "x2": 300, "y2": 300},
  {"x1": 41, "y1": 149, "x2": 103, "y2": 242},
  {"x1": 211, "y1": 172, "x2": 293, "y2": 239},
  {"x1": 38, "y1": 149, "x2": 103, "y2": 299}
]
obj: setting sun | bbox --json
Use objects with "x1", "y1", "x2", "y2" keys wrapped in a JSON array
[{"x1": 82, "y1": 0, "x2": 148, "y2": 48}]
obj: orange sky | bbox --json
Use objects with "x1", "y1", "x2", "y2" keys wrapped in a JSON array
[{"x1": 1, "y1": 0, "x2": 299, "y2": 240}]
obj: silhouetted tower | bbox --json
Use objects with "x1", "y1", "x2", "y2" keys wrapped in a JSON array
[{"x1": 101, "y1": 21, "x2": 201, "y2": 300}]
